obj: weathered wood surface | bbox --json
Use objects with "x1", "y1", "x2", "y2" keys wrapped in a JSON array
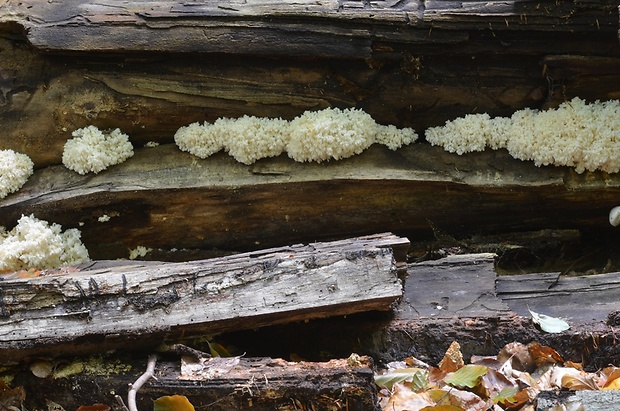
[
  {"x1": 17, "y1": 356, "x2": 378, "y2": 411},
  {"x1": 219, "y1": 254, "x2": 619, "y2": 370},
  {"x1": 1, "y1": 144, "x2": 619, "y2": 259},
  {"x1": 496, "y1": 270, "x2": 620, "y2": 324},
  {"x1": 0, "y1": 233, "x2": 407, "y2": 361},
  {"x1": 1, "y1": 0, "x2": 616, "y2": 54},
  {"x1": 1, "y1": 1, "x2": 619, "y2": 168}
]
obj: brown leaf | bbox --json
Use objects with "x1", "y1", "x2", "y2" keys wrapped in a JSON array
[
  {"x1": 561, "y1": 372, "x2": 598, "y2": 390},
  {"x1": 527, "y1": 342, "x2": 564, "y2": 367},
  {"x1": 0, "y1": 381, "x2": 25, "y2": 411},
  {"x1": 601, "y1": 366, "x2": 620, "y2": 390},
  {"x1": 501, "y1": 387, "x2": 538, "y2": 411},
  {"x1": 498, "y1": 342, "x2": 535, "y2": 373},
  {"x1": 438, "y1": 341, "x2": 464, "y2": 373},
  {"x1": 380, "y1": 382, "x2": 436, "y2": 410},
  {"x1": 476, "y1": 368, "x2": 516, "y2": 399}
]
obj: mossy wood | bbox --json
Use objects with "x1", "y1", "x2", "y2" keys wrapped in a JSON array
[
  {"x1": 0, "y1": 1, "x2": 619, "y2": 168},
  {"x1": 0, "y1": 144, "x2": 619, "y2": 259},
  {"x1": 18, "y1": 357, "x2": 379, "y2": 411},
  {"x1": 0, "y1": 234, "x2": 407, "y2": 362}
]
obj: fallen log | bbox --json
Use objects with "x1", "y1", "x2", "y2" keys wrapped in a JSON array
[
  {"x1": 14, "y1": 355, "x2": 379, "y2": 411},
  {"x1": 1, "y1": 1, "x2": 619, "y2": 168},
  {"x1": 1, "y1": 144, "x2": 619, "y2": 259},
  {"x1": 0, "y1": 233, "x2": 408, "y2": 362}
]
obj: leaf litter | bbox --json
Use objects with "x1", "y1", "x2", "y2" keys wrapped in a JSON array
[{"x1": 375, "y1": 341, "x2": 620, "y2": 411}]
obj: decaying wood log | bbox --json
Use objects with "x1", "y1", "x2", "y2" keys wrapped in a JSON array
[
  {"x1": 0, "y1": 233, "x2": 408, "y2": 362},
  {"x1": 0, "y1": 1, "x2": 619, "y2": 168},
  {"x1": 1, "y1": 144, "x2": 619, "y2": 259},
  {"x1": 15, "y1": 356, "x2": 379, "y2": 411},
  {"x1": 216, "y1": 253, "x2": 619, "y2": 370}
]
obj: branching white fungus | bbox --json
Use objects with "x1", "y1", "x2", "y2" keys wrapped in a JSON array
[
  {"x1": 129, "y1": 245, "x2": 152, "y2": 260},
  {"x1": 173, "y1": 108, "x2": 417, "y2": 164},
  {"x1": 0, "y1": 149, "x2": 34, "y2": 199},
  {"x1": 425, "y1": 98, "x2": 620, "y2": 174},
  {"x1": 0, "y1": 214, "x2": 90, "y2": 271},
  {"x1": 174, "y1": 121, "x2": 224, "y2": 159},
  {"x1": 62, "y1": 126, "x2": 134, "y2": 174},
  {"x1": 221, "y1": 115, "x2": 289, "y2": 165}
]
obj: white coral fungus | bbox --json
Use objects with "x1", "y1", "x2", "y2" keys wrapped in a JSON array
[
  {"x1": 63, "y1": 126, "x2": 134, "y2": 174},
  {"x1": 174, "y1": 108, "x2": 417, "y2": 164},
  {"x1": 0, "y1": 149, "x2": 34, "y2": 199},
  {"x1": 0, "y1": 214, "x2": 90, "y2": 272},
  {"x1": 425, "y1": 98, "x2": 620, "y2": 174}
]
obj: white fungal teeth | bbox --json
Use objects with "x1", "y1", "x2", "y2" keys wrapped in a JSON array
[
  {"x1": 173, "y1": 108, "x2": 418, "y2": 164},
  {"x1": 63, "y1": 126, "x2": 134, "y2": 174},
  {"x1": 425, "y1": 97, "x2": 620, "y2": 174},
  {"x1": 0, "y1": 149, "x2": 34, "y2": 200},
  {"x1": 609, "y1": 206, "x2": 620, "y2": 227}
]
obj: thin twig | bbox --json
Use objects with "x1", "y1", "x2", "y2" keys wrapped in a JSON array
[{"x1": 128, "y1": 355, "x2": 158, "y2": 411}]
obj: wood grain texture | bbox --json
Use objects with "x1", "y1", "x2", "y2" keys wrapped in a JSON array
[
  {"x1": 1, "y1": 0, "x2": 616, "y2": 54},
  {"x1": 0, "y1": 1, "x2": 619, "y2": 168},
  {"x1": 0, "y1": 233, "x2": 406, "y2": 359},
  {"x1": 1, "y1": 143, "x2": 619, "y2": 259}
]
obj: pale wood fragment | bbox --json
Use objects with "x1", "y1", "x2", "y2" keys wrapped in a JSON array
[{"x1": 0, "y1": 233, "x2": 406, "y2": 360}]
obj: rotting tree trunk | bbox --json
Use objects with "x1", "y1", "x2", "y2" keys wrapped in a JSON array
[
  {"x1": 0, "y1": 1, "x2": 619, "y2": 168},
  {"x1": 16, "y1": 356, "x2": 380, "y2": 411},
  {"x1": 1, "y1": 144, "x2": 619, "y2": 259},
  {"x1": 0, "y1": 233, "x2": 408, "y2": 363}
]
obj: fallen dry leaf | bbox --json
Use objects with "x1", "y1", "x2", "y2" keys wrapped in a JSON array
[{"x1": 438, "y1": 341, "x2": 464, "y2": 373}]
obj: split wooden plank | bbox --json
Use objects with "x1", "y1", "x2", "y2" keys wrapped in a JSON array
[
  {"x1": 398, "y1": 253, "x2": 511, "y2": 319},
  {"x1": 496, "y1": 271, "x2": 620, "y2": 325},
  {"x1": 0, "y1": 233, "x2": 407, "y2": 362}
]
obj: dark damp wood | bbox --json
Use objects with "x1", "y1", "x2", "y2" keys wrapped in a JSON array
[
  {"x1": 16, "y1": 356, "x2": 379, "y2": 411},
  {"x1": 0, "y1": 233, "x2": 407, "y2": 362},
  {"x1": 1, "y1": 144, "x2": 619, "y2": 260},
  {"x1": 0, "y1": 1, "x2": 619, "y2": 168}
]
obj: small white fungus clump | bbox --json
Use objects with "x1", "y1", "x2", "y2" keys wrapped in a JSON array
[
  {"x1": 128, "y1": 245, "x2": 152, "y2": 260},
  {"x1": 0, "y1": 149, "x2": 34, "y2": 199},
  {"x1": 425, "y1": 98, "x2": 620, "y2": 174},
  {"x1": 173, "y1": 108, "x2": 417, "y2": 164},
  {"x1": 62, "y1": 126, "x2": 134, "y2": 174},
  {"x1": 0, "y1": 214, "x2": 90, "y2": 271}
]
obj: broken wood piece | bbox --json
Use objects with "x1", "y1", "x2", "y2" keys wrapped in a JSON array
[
  {"x1": 496, "y1": 270, "x2": 620, "y2": 325},
  {"x1": 0, "y1": 233, "x2": 407, "y2": 362},
  {"x1": 18, "y1": 355, "x2": 379, "y2": 411}
]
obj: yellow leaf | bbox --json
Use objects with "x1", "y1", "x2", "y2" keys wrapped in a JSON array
[
  {"x1": 603, "y1": 377, "x2": 620, "y2": 390},
  {"x1": 153, "y1": 395, "x2": 195, "y2": 411}
]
